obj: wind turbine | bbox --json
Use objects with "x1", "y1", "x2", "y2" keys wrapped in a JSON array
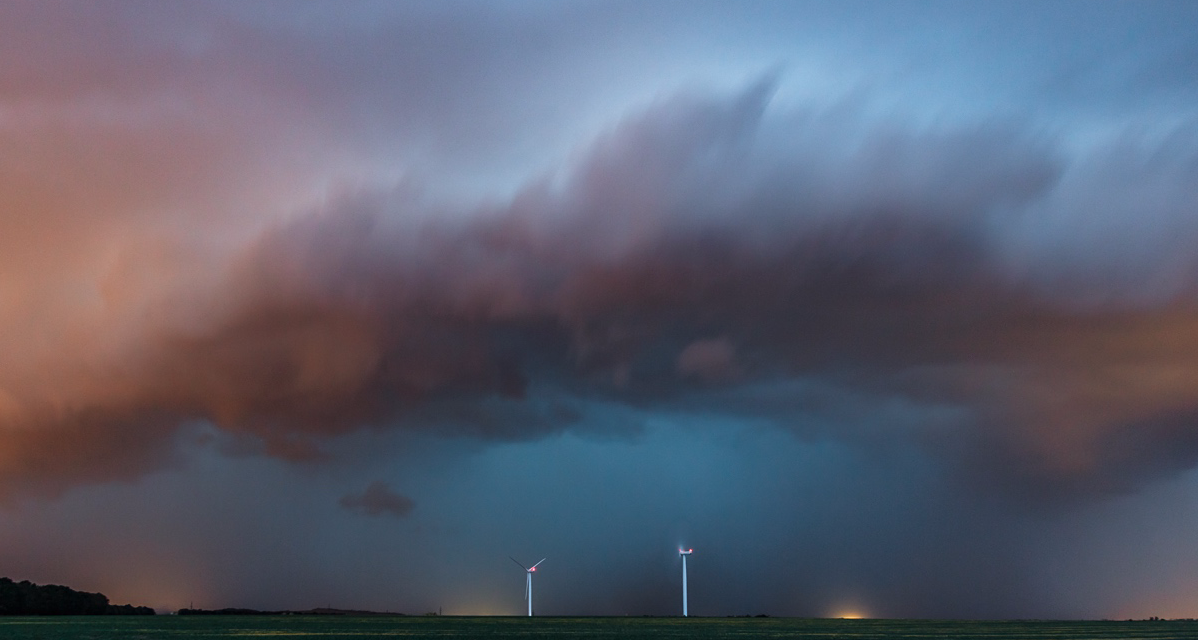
[
  {"x1": 679, "y1": 548, "x2": 693, "y2": 616},
  {"x1": 510, "y1": 557, "x2": 545, "y2": 616}
]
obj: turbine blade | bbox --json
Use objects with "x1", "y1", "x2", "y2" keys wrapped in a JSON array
[
  {"x1": 530, "y1": 558, "x2": 546, "y2": 569},
  {"x1": 510, "y1": 556, "x2": 527, "y2": 570}
]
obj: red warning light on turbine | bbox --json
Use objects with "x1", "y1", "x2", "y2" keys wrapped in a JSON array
[{"x1": 530, "y1": 567, "x2": 536, "y2": 571}]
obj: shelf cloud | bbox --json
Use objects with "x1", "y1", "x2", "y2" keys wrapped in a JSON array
[{"x1": 3, "y1": 0, "x2": 1198, "y2": 619}]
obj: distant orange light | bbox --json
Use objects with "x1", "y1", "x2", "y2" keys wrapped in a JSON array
[{"x1": 831, "y1": 606, "x2": 868, "y2": 620}]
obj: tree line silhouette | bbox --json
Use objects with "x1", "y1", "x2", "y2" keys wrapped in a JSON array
[{"x1": 0, "y1": 577, "x2": 154, "y2": 615}]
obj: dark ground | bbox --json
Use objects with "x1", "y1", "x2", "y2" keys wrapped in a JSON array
[{"x1": 0, "y1": 615, "x2": 1195, "y2": 640}]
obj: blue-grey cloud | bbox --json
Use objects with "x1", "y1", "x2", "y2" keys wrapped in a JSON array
[
  {"x1": 5, "y1": 74, "x2": 1198, "y2": 506},
  {"x1": 339, "y1": 481, "x2": 415, "y2": 518}
]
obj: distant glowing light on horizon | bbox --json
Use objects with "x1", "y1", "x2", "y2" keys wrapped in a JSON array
[{"x1": 830, "y1": 604, "x2": 870, "y2": 619}]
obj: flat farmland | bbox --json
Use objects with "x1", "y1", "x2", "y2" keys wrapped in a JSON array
[{"x1": 0, "y1": 616, "x2": 1195, "y2": 640}]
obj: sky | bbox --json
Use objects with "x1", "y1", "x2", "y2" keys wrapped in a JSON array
[{"x1": 2, "y1": 0, "x2": 1198, "y2": 619}]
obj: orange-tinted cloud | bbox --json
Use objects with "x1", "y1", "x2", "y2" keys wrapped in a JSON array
[{"x1": 2, "y1": 11, "x2": 1198, "y2": 509}]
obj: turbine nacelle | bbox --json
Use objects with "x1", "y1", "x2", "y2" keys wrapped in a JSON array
[{"x1": 679, "y1": 548, "x2": 693, "y2": 555}]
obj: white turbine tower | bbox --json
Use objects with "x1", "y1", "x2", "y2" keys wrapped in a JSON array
[
  {"x1": 679, "y1": 548, "x2": 693, "y2": 617},
  {"x1": 510, "y1": 557, "x2": 545, "y2": 616}
]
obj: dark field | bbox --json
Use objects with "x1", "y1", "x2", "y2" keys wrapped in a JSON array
[{"x1": 1, "y1": 616, "x2": 1195, "y2": 640}]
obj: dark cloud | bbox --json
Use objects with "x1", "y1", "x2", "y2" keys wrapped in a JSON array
[
  {"x1": 676, "y1": 338, "x2": 740, "y2": 383},
  {"x1": 3, "y1": 75, "x2": 1198, "y2": 507},
  {"x1": 339, "y1": 481, "x2": 415, "y2": 518},
  {"x1": 4, "y1": 0, "x2": 1198, "y2": 620}
]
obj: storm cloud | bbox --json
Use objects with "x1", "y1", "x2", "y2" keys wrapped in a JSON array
[
  {"x1": 6, "y1": 76, "x2": 1198, "y2": 503},
  {"x1": 2, "y1": 0, "x2": 1198, "y2": 620}
]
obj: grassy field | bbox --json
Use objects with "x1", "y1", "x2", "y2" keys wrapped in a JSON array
[{"x1": 0, "y1": 616, "x2": 1195, "y2": 640}]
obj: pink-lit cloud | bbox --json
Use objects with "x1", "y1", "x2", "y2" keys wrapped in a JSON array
[{"x1": 2, "y1": 71, "x2": 1198, "y2": 505}]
